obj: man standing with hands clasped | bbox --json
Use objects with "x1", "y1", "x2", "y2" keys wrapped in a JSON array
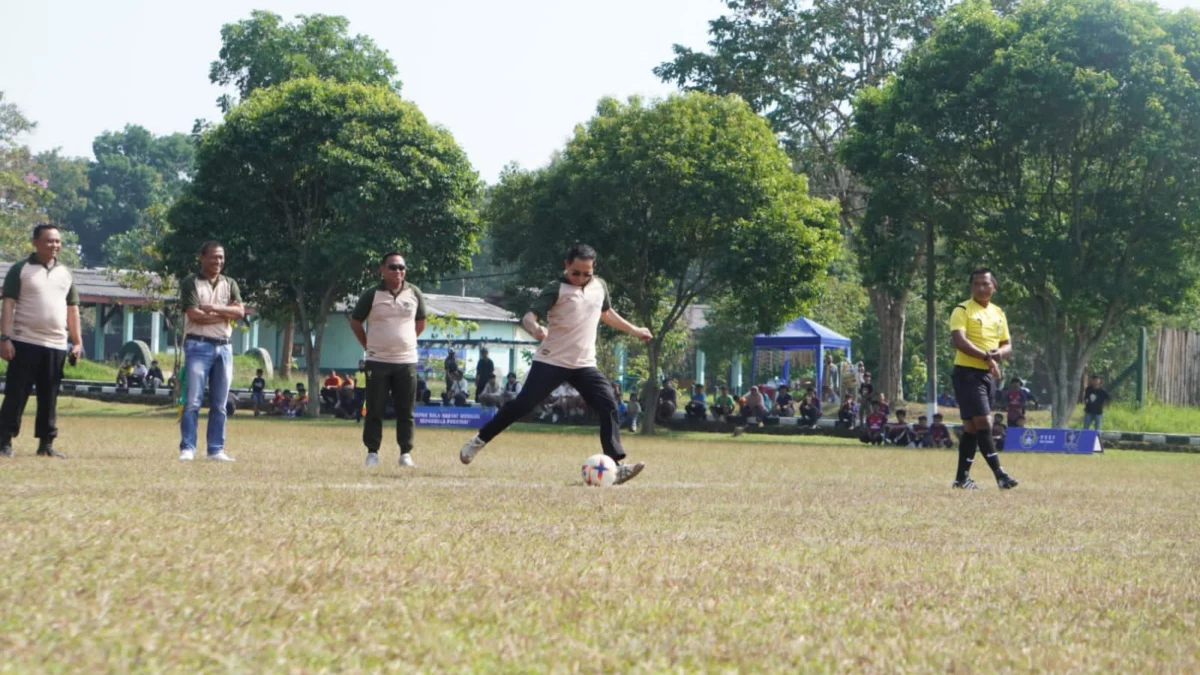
[
  {"x1": 949, "y1": 268, "x2": 1019, "y2": 490},
  {"x1": 458, "y1": 244, "x2": 653, "y2": 484},
  {"x1": 179, "y1": 241, "x2": 244, "y2": 462},
  {"x1": 350, "y1": 252, "x2": 426, "y2": 468},
  {"x1": 0, "y1": 224, "x2": 83, "y2": 459}
]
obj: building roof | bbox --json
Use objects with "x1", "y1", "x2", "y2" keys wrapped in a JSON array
[
  {"x1": 0, "y1": 262, "x2": 170, "y2": 307},
  {"x1": 423, "y1": 293, "x2": 520, "y2": 323}
]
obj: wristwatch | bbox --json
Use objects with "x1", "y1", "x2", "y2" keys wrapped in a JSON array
[{"x1": 0, "y1": 335, "x2": 10, "y2": 342}]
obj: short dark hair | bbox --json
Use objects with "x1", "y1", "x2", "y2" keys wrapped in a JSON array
[
  {"x1": 380, "y1": 251, "x2": 403, "y2": 265},
  {"x1": 897, "y1": 408, "x2": 907, "y2": 416},
  {"x1": 199, "y1": 240, "x2": 224, "y2": 256},
  {"x1": 934, "y1": 413, "x2": 944, "y2": 419},
  {"x1": 969, "y1": 267, "x2": 996, "y2": 286},
  {"x1": 32, "y1": 222, "x2": 59, "y2": 241},
  {"x1": 919, "y1": 415, "x2": 928, "y2": 421},
  {"x1": 1010, "y1": 377, "x2": 1022, "y2": 384},
  {"x1": 256, "y1": 368, "x2": 263, "y2": 374},
  {"x1": 566, "y1": 244, "x2": 597, "y2": 263}
]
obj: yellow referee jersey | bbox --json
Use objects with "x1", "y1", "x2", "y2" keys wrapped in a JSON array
[{"x1": 949, "y1": 298, "x2": 1010, "y2": 370}]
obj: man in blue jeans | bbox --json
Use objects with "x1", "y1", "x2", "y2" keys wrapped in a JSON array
[{"x1": 178, "y1": 241, "x2": 244, "y2": 462}]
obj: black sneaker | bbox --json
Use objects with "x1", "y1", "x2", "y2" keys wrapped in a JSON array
[
  {"x1": 997, "y1": 475, "x2": 1019, "y2": 490},
  {"x1": 36, "y1": 444, "x2": 66, "y2": 459},
  {"x1": 952, "y1": 478, "x2": 979, "y2": 489}
]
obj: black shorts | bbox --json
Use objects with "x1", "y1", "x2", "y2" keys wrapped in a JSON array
[{"x1": 952, "y1": 366, "x2": 994, "y2": 420}]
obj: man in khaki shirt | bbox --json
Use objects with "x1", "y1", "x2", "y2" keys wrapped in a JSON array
[
  {"x1": 177, "y1": 241, "x2": 244, "y2": 462},
  {"x1": 350, "y1": 252, "x2": 426, "y2": 468},
  {"x1": 0, "y1": 224, "x2": 83, "y2": 458},
  {"x1": 458, "y1": 245, "x2": 653, "y2": 485}
]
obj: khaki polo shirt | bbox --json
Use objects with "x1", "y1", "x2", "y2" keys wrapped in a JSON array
[
  {"x1": 528, "y1": 276, "x2": 611, "y2": 369},
  {"x1": 1, "y1": 254, "x2": 80, "y2": 350},
  {"x1": 180, "y1": 273, "x2": 243, "y2": 340},
  {"x1": 949, "y1": 297, "x2": 1010, "y2": 370},
  {"x1": 350, "y1": 281, "x2": 427, "y2": 365}
]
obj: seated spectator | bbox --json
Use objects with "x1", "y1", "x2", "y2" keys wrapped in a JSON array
[
  {"x1": 146, "y1": 360, "x2": 165, "y2": 388},
  {"x1": 913, "y1": 415, "x2": 931, "y2": 447},
  {"x1": 442, "y1": 371, "x2": 470, "y2": 407},
  {"x1": 626, "y1": 395, "x2": 642, "y2": 433},
  {"x1": 292, "y1": 384, "x2": 310, "y2": 417},
  {"x1": 875, "y1": 392, "x2": 890, "y2": 417},
  {"x1": 740, "y1": 386, "x2": 769, "y2": 421},
  {"x1": 335, "y1": 382, "x2": 357, "y2": 419},
  {"x1": 836, "y1": 396, "x2": 858, "y2": 429},
  {"x1": 416, "y1": 378, "x2": 433, "y2": 405},
  {"x1": 554, "y1": 382, "x2": 585, "y2": 421},
  {"x1": 993, "y1": 412, "x2": 1007, "y2": 451},
  {"x1": 797, "y1": 387, "x2": 821, "y2": 427},
  {"x1": 275, "y1": 389, "x2": 292, "y2": 416},
  {"x1": 772, "y1": 384, "x2": 795, "y2": 417},
  {"x1": 321, "y1": 371, "x2": 342, "y2": 407},
  {"x1": 116, "y1": 360, "x2": 133, "y2": 387},
  {"x1": 130, "y1": 361, "x2": 148, "y2": 388},
  {"x1": 479, "y1": 374, "x2": 503, "y2": 407},
  {"x1": 885, "y1": 409, "x2": 916, "y2": 446},
  {"x1": 502, "y1": 372, "x2": 522, "y2": 404},
  {"x1": 928, "y1": 413, "x2": 954, "y2": 448},
  {"x1": 685, "y1": 384, "x2": 708, "y2": 421},
  {"x1": 711, "y1": 386, "x2": 735, "y2": 421},
  {"x1": 657, "y1": 379, "x2": 678, "y2": 422},
  {"x1": 1011, "y1": 413, "x2": 1026, "y2": 428},
  {"x1": 860, "y1": 406, "x2": 887, "y2": 445}
]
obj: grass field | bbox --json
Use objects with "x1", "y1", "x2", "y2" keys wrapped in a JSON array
[{"x1": 2, "y1": 415, "x2": 1199, "y2": 672}]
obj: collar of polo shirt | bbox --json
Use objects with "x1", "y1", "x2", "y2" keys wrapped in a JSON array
[
  {"x1": 377, "y1": 279, "x2": 408, "y2": 296},
  {"x1": 28, "y1": 252, "x2": 57, "y2": 270}
]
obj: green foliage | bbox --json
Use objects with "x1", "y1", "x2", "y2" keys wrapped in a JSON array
[
  {"x1": 168, "y1": 78, "x2": 480, "y2": 412},
  {"x1": 209, "y1": 11, "x2": 401, "y2": 111},
  {"x1": 845, "y1": 0, "x2": 1200, "y2": 424},
  {"x1": 0, "y1": 93, "x2": 81, "y2": 266}
]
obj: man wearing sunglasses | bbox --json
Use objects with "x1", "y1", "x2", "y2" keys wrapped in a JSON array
[
  {"x1": 459, "y1": 244, "x2": 653, "y2": 484},
  {"x1": 350, "y1": 252, "x2": 426, "y2": 468}
]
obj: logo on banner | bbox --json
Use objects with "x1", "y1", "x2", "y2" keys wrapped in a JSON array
[
  {"x1": 1065, "y1": 430, "x2": 1080, "y2": 452},
  {"x1": 1020, "y1": 428, "x2": 1038, "y2": 449}
]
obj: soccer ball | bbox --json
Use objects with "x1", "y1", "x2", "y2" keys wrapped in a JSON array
[{"x1": 581, "y1": 454, "x2": 617, "y2": 487}]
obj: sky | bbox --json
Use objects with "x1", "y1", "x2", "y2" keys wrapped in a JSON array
[{"x1": 0, "y1": 0, "x2": 720, "y2": 183}]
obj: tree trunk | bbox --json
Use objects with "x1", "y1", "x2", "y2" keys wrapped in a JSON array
[
  {"x1": 1038, "y1": 317, "x2": 1109, "y2": 428},
  {"x1": 869, "y1": 286, "x2": 908, "y2": 404},
  {"x1": 639, "y1": 338, "x2": 662, "y2": 435},
  {"x1": 292, "y1": 307, "x2": 326, "y2": 419},
  {"x1": 280, "y1": 316, "x2": 294, "y2": 380}
]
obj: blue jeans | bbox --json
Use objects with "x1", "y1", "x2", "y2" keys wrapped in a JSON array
[
  {"x1": 1083, "y1": 413, "x2": 1103, "y2": 431},
  {"x1": 180, "y1": 338, "x2": 233, "y2": 454}
]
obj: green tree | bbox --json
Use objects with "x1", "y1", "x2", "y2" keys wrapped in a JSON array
[
  {"x1": 843, "y1": 0, "x2": 1200, "y2": 425},
  {"x1": 0, "y1": 93, "x2": 81, "y2": 265},
  {"x1": 209, "y1": 11, "x2": 401, "y2": 112},
  {"x1": 168, "y1": 78, "x2": 481, "y2": 414},
  {"x1": 656, "y1": 0, "x2": 947, "y2": 404},
  {"x1": 488, "y1": 93, "x2": 840, "y2": 433}
]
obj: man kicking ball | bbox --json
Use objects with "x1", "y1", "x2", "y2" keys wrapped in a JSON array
[{"x1": 459, "y1": 245, "x2": 652, "y2": 484}]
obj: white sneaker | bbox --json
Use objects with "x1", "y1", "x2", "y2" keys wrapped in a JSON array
[
  {"x1": 365, "y1": 452, "x2": 379, "y2": 467},
  {"x1": 207, "y1": 452, "x2": 235, "y2": 462},
  {"x1": 614, "y1": 461, "x2": 646, "y2": 485},
  {"x1": 399, "y1": 453, "x2": 415, "y2": 467},
  {"x1": 459, "y1": 435, "x2": 487, "y2": 464},
  {"x1": 179, "y1": 449, "x2": 195, "y2": 461}
]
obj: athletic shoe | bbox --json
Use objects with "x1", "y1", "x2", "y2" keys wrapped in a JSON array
[
  {"x1": 207, "y1": 452, "x2": 235, "y2": 462},
  {"x1": 952, "y1": 478, "x2": 979, "y2": 489},
  {"x1": 459, "y1": 435, "x2": 486, "y2": 465},
  {"x1": 613, "y1": 462, "x2": 646, "y2": 485},
  {"x1": 36, "y1": 444, "x2": 66, "y2": 459},
  {"x1": 0, "y1": 438, "x2": 11, "y2": 457},
  {"x1": 997, "y1": 475, "x2": 1019, "y2": 490},
  {"x1": 399, "y1": 453, "x2": 415, "y2": 467},
  {"x1": 365, "y1": 452, "x2": 379, "y2": 467},
  {"x1": 180, "y1": 449, "x2": 195, "y2": 461}
]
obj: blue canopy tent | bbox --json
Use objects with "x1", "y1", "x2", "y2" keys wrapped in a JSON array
[{"x1": 751, "y1": 317, "x2": 852, "y2": 397}]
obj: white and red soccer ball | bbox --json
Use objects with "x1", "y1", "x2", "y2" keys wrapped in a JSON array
[{"x1": 581, "y1": 454, "x2": 616, "y2": 487}]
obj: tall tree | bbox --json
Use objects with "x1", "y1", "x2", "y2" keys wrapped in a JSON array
[
  {"x1": 488, "y1": 93, "x2": 840, "y2": 434},
  {"x1": 167, "y1": 78, "x2": 480, "y2": 414},
  {"x1": 209, "y1": 11, "x2": 401, "y2": 112},
  {"x1": 656, "y1": 0, "x2": 946, "y2": 403},
  {"x1": 843, "y1": 0, "x2": 1200, "y2": 425}
]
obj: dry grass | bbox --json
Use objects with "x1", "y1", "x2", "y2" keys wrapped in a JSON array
[{"x1": 1, "y1": 416, "x2": 1198, "y2": 673}]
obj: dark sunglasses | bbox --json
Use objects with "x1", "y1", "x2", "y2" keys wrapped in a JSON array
[
  {"x1": 387, "y1": 264, "x2": 407, "y2": 272},
  {"x1": 567, "y1": 269, "x2": 593, "y2": 279}
]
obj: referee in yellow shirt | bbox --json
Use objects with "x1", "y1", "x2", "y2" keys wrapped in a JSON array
[{"x1": 949, "y1": 268, "x2": 1019, "y2": 490}]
